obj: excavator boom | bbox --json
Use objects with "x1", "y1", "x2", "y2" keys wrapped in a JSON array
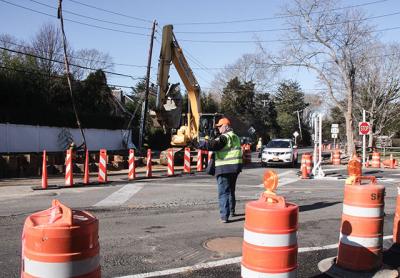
[{"x1": 156, "y1": 25, "x2": 201, "y2": 146}]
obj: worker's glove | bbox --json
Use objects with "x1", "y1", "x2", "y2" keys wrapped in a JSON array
[{"x1": 198, "y1": 140, "x2": 207, "y2": 149}]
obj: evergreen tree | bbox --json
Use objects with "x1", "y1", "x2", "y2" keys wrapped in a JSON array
[{"x1": 274, "y1": 80, "x2": 309, "y2": 142}]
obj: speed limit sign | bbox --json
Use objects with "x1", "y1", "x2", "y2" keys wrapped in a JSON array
[{"x1": 359, "y1": 122, "x2": 370, "y2": 135}]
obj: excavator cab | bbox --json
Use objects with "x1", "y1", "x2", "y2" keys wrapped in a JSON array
[{"x1": 199, "y1": 113, "x2": 223, "y2": 141}]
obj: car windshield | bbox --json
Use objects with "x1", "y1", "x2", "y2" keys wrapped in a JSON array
[{"x1": 266, "y1": 141, "x2": 291, "y2": 148}]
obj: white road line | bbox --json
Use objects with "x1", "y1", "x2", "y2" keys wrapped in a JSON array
[
  {"x1": 116, "y1": 235, "x2": 393, "y2": 278},
  {"x1": 93, "y1": 183, "x2": 144, "y2": 207}
]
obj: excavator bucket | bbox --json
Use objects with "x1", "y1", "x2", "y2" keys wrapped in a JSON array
[{"x1": 156, "y1": 83, "x2": 182, "y2": 129}]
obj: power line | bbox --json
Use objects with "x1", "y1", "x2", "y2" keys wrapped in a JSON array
[
  {"x1": 0, "y1": 39, "x2": 149, "y2": 68},
  {"x1": 0, "y1": 65, "x2": 141, "y2": 91},
  {"x1": 28, "y1": 0, "x2": 151, "y2": 30},
  {"x1": 0, "y1": 0, "x2": 150, "y2": 37},
  {"x1": 174, "y1": 10, "x2": 400, "y2": 35},
  {"x1": 0, "y1": 46, "x2": 145, "y2": 79},
  {"x1": 171, "y1": 0, "x2": 388, "y2": 25},
  {"x1": 68, "y1": 0, "x2": 152, "y2": 23},
  {"x1": 177, "y1": 26, "x2": 400, "y2": 44}
]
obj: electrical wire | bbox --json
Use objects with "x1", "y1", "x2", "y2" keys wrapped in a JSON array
[
  {"x1": 0, "y1": 39, "x2": 149, "y2": 68},
  {"x1": 0, "y1": 0, "x2": 149, "y2": 37},
  {"x1": 68, "y1": 0, "x2": 152, "y2": 23},
  {"x1": 0, "y1": 46, "x2": 146, "y2": 80},
  {"x1": 177, "y1": 26, "x2": 400, "y2": 44},
  {"x1": 174, "y1": 10, "x2": 400, "y2": 35},
  {"x1": 28, "y1": 0, "x2": 151, "y2": 30},
  {"x1": 171, "y1": 0, "x2": 388, "y2": 25}
]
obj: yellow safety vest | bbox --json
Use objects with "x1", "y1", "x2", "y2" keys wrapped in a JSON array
[{"x1": 215, "y1": 131, "x2": 243, "y2": 174}]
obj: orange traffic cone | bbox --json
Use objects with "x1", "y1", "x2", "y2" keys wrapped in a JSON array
[
  {"x1": 83, "y1": 149, "x2": 90, "y2": 185},
  {"x1": 301, "y1": 165, "x2": 310, "y2": 179},
  {"x1": 41, "y1": 150, "x2": 48, "y2": 189}
]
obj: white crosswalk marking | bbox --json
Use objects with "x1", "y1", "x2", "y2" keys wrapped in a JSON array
[{"x1": 94, "y1": 183, "x2": 144, "y2": 207}]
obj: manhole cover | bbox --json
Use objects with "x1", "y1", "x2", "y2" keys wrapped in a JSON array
[{"x1": 203, "y1": 237, "x2": 243, "y2": 253}]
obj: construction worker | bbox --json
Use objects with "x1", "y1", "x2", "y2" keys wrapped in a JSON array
[{"x1": 195, "y1": 117, "x2": 243, "y2": 223}]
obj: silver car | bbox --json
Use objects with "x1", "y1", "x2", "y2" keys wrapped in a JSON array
[{"x1": 261, "y1": 139, "x2": 297, "y2": 167}]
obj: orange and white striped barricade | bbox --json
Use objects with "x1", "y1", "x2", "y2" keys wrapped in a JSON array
[
  {"x1": 392, "y1": 187, "x2": 400, "y2": 252},
  {"x1": 83, "y1": 149, "x2": 90, "y2": 185},
  {"x1": 197, "y1": 149, "x2": 203, "y2": 172},
  {"x1": 41, "y1": 150, "x2": 48, "y2": 189},
  {"x1": 167, "y1": 148, "x2": 175, "y2": 176},
  {"x1": 183, "y1": 147, "x2": 191, "y2": 174},
  {"x1": 128, "y1": 149, "x2": 136, "y2": 180},
  {"x1": 146, "y1": 149, "x2": 152, "y2": 178},
  {"x1": 98, "y1": 149, "x2": 107, "y2": 183},
  {"x1": 65, "y1": 149, "x2": 73, "y2": 186},
  {"x1": 371, "y1": 151, "x2": 381, "y2": 168},
  {"x1": 242, "y1": 193, "x2": 298, "y2": 277},
  {"x1": 21, "y1": 199, "x2": 100, "y2": 278},
  {"x1": 336, "y1": 176, "x2": 385, "y2": 271},
  {"x1": 332, "y1": 149, "x2": 341, "y2": 165}
]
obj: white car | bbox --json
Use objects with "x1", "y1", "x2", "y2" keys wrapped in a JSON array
[{"x1": 261, "y1": 139, "x2": 297, "y2": 167}]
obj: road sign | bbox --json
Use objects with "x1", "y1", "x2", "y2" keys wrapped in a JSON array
[
  {"x1": 331, "y1": 127, "x2": 339, "y2": 134},
  {"x1": 359, "y1": 122, "x2": 370, "y2": 135},
  {"x1": 332, "y1": 133, "x2": 338, "y2": 139},
  {"x1": 331, "y1": 124, "x2": 339, "y2": 128},
  {"x1": 293, "y1": 131, "x2": 299, "y2": 138}
]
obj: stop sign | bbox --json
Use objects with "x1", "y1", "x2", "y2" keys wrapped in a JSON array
[{"x1": 359, "y1": 122, "x2": 370, "y2": 135}]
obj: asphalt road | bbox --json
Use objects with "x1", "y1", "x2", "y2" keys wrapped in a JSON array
[{"x1": 1, "y1": 151, "x2": 399, "y2": 277}]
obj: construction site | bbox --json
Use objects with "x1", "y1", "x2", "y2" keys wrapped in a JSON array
[{"x1": 2, "y1": 0, "x2": 400, "y2": 277}]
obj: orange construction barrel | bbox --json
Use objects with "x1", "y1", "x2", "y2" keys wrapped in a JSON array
[
  {"x1": 241, "y1": 193, "x2": 298, "y2": 277},
  {"x1": 371, "y1": 151, "x2": 381, "y2": 168},
  {"x1": 332, "y1": 149, "x2": 341, "y2": 165},
  {"x1": 337, "y1": 176, "x2": 385, "y2": 271},
  {"x1": 21, "y1": 200, "x2": 100, "y2": 278}
]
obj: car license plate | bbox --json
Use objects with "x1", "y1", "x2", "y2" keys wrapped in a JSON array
[{"x1": 272, "y1": 157, "x2": 279, "y2": 161}]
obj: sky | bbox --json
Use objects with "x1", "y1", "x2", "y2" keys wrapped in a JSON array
[{"x1": 1, "y1": 0, "x2": 400, "y2": 98}]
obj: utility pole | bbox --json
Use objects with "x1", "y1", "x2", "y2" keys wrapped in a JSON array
[
  {"x1": 293, "y1": 110, "x2": 303, "y2": 140},
  {"x1": 138, "y1": 20, "x2": 157, "y2": 153}
]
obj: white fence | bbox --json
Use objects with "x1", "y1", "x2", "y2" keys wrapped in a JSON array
[{"x1": 0, "y1": 123, "x2": 133, "y2": 153}]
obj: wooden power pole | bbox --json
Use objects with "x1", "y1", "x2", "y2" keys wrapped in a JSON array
[{"x1": 138, "y1": 20, "x2": 157, "y2": 152}]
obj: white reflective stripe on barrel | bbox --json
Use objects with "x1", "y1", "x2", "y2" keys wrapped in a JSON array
[
  {"x1": 342, "y1": 204, "x2": 383, "y2": 217},
  {"x1": 339, "y1": 233, "x2": 382, "y2": 248},
  {"x1": 244, "y1": 228, "x2": 297, "y2": 247},
  {"x1": 24, "y1": 255, "x2": 99, "y2": 278},
  {"x1": 241, "y1": 265, "x2": 297, "y2": 278}
]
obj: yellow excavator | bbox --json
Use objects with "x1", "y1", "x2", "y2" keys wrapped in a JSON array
[{"x1": 155, "y1": 24, "x2": 221, "y2": 147}]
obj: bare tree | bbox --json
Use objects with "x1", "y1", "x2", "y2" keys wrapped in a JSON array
[
  {"x1": 30, "y1": 23, "x2": 65, "y2": 76},
  {"x1": 278, "y1": 0, "x2": 374, "y2": 155},
  {"x1": 72, "y1": 48, "x2": 114, "y2": 79},
  {"x1": 210, "y1": 51, "x2": 279, "y2": 96},
  {"x1": 354, "y1": 43, "x2": 400, "y2": 146}
]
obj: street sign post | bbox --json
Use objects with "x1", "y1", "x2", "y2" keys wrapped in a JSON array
[
  {"x1": 360, "y1": 110, "x2": 370, "y2": 164},
  {"x1": 331, "y1": 124, "x2": 339, "y2": 148}
]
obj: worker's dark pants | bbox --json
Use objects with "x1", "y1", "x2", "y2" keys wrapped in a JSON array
[{"x1": 216, "y1": 173, "x2": 238, "y2": 221}]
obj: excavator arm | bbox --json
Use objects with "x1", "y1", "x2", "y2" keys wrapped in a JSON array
[{"x1": 156, "y1": 24, "x2": 201, "y2": 146}]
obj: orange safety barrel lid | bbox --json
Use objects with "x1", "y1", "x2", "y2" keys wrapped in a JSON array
[{"x1": 23, "y1": 199, "x2": 99, "y2": 262}]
